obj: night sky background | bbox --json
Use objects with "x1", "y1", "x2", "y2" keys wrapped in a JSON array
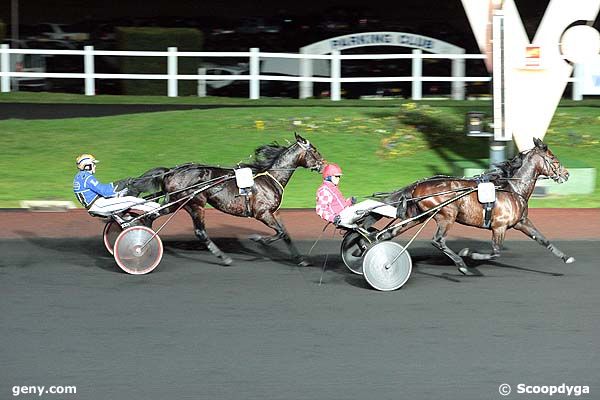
[
  {"x1": 2, "y1": 0, "x2": 599, "y2": 54},
  {"x1": 3, "y1": 0, "x2": 554, "y2": 26}
]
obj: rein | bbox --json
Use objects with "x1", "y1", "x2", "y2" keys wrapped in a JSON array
[
  {"x1": 145, "y1": 174, "x2": 235, "y2": 202},
  {"x1": 368, "y1": 187, "x2": 474, "y2": 207},
  {"x1": 375, "y1": 187, "x2": 478, "y2": 241}
]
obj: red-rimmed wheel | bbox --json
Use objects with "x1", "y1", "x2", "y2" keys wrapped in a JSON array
[
  {"x1": 103, "y1": 220, "x2": 122, "y2": 255},
  {"x1": 113, "y1": 226, "x2": 163, "y2": 275},
  {"x1": 102, "y1": 210, "x2": 153, "y2": 255}
]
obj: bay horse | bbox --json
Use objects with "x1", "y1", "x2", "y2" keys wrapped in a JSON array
[
  {"x1": 378, "y1": 137, "x2": 573, "y2": 276},
  {"x1": 120, "y1": 133, "x2": 324, "y2": 266}
]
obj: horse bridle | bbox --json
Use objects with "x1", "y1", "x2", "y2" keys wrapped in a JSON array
[
  {"x1": 296, "y1": 140, "x2": 323, "y2": 171},
  {"x1": 537, "y1": 149, "x2": 562, "y2": 180}
]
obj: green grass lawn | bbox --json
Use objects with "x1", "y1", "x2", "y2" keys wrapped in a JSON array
[{"x1": 0, "y1": 93, "x2": 598, "y2": 208}]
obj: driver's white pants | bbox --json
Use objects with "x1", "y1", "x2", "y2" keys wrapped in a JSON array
[
  {"x1": 88, "y1": 196, "x2": 161, "y2": 217},
  {"x1": 338, "y1": 199, "x2": 397, "y2": 228}
]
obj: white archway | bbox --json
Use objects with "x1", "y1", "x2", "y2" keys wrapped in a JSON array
[{"x1": 298, "y1": 31, "x2": 466, "y2": 99}]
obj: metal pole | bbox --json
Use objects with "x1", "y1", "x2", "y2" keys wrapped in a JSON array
[
  {"x1": 491, "y1": 8, "x2": 507, "y2": 167},
  {"x1": 489, "y1": 139, "x2": 506, "y2": 166},
  {"x1": 411, "y1": 49, "x2": 422, "y2": 100},
  {"x1": 1, "y1": 44, "x2": 10, "y2": 93},
  {"x1": 249, "y1": 47, "x2": 260, "y2": 99},
  {"x1": 331, "y1": 50, "x2": 341, "y2": 101},
  {"x1": 451, "y1": 51, "x2": 466, "y2": 100},
  {"x1": 197, "y1": 67, "x2": 206, "y2": 97},
  {"x1": 167, "y1": 47, "x2": 177, "y2": 97},
  {"x1": 299, "y1": 49, "x2": 314, "y2": 99},
  {"x1": 84, "y1": 46, "x2": 95, "y2": 96}
]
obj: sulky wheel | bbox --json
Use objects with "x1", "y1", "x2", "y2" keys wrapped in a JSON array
[
  {"x1": 113, "y1": 226, "x2": 163, "y2": 275},
  {"x1": 103, "y1": 210, "x2": 153, "y2": 255},
  {"x1": 362, "y1": 241, "x2": 412, "y2": 291},
  {"x1": 340, "y1": 230, "x2": 375, "y2": 275},
  {"x1": 103, "y1": 220, "x2": 122, "y2": 255}
]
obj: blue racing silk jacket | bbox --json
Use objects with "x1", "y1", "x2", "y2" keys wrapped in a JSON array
[{"x1": 73, "y1": 170, "x2": 117, "y2": 208}]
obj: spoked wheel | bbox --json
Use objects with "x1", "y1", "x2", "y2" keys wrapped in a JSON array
[
  {"x1": 340, "y1": 228, "x2": 378, "y2": 275},
  {"x1": 113, "y1": 226, "x2": 163, "y2": 275},
  {"x1": 102, "y1": 210, "x2": 153, "y2": 255},
  {"x1": 363, "y1": 241, "x2": 412, "y2": 291}
]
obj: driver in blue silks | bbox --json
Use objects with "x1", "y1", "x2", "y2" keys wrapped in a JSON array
[{"x1": 73, "y1": 153, "x2": 160, "y2": 216}]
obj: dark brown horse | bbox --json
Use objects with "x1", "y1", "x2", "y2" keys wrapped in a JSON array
[
  {"x1": 377, "y1": 137, "x2": 573, "y2": 275},
  {"x1": 146, "y1": 133, "x2": 325, "y2": 266}
]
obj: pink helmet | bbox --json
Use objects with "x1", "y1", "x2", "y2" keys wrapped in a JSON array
[{"x1": 322, "y1": 163, "x2": 343, "y2": 179}]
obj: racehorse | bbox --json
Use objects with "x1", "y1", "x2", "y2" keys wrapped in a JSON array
[
  {"x1": 116, "y1": 167, "x2": 172, "y2": 198},
  {"x1": 377, "y1": 137, "x2": 573, "y2": 276},
  {"x1": 119, "y1": 133, "x2": 324, "y2": 266}
]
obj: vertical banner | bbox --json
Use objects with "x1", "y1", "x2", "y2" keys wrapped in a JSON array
[{"x1": 462, "y1": 0, "x2": 600, "y2": 151}]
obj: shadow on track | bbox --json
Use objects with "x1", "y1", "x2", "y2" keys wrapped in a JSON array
[
  {"x1": 10, "y1": 230, "x2": 567, "y2": 284},
  {"x1": 13, "y1": 230, "x2": 121, "y2": 273}
]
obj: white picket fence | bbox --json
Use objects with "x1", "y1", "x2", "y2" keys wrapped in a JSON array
[{"x1": 0, "y1": 45, "x2": 584, "y2": 100}]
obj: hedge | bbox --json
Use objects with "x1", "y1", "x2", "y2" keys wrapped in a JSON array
[{"x1": 116, "y1": 27, "x2": 204, "y2": 96}]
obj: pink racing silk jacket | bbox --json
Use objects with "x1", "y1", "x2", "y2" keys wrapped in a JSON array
[{"x1": 315, "y1": 180, "x2": 352, "y2": 222}]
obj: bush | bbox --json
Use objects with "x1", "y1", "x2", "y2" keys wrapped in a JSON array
[{"x1": 116, "y1": 27, "x2": 204, "y2": 96}]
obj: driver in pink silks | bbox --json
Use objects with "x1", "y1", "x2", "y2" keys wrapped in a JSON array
[{"x1": 315, "y1": 163, "x2": 397, "y2": 228}]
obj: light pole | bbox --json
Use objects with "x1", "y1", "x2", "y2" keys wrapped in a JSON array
[{"x1": 491, "y1": 5, "x2": 508, "y2": 167}]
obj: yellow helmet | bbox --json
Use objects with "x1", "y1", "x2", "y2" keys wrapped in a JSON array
[{"x1": 76, "y1": 154, "x2": 99, "y2": 171}]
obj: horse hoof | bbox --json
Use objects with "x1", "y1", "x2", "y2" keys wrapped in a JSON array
[
  {"x1": 458, "y1": 266, "x2": 483, "y2": 276},
  {"x1": 297, "y1": 259, "x2": 312, "y2": 267},
  {"x1": 222, "y1": 256, "x2": 234, "y2": 266},
  {"x1": 458, "y1": 248, "x2": 470, "y2": 257},
  {"x1": 565, "y1": 256, "x2": 575, "y2": 264},
  {"x1": 248, "y1": 234, "x2": 262, "y2": 242}
]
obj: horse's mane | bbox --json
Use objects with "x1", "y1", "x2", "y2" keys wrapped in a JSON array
[
  {"x1": 374, "y1": 154, "x2": 528, "y2": 200},
  {"x1": 162, "y1": 143, "x2": 288, "y2": 174},
  {"x1": 239, "y1": 143, "x2": 288, "y2": 172},
  {"x1": 370, "y1": 150, "x2": 537, "y2": 205},
  {"x1": 481, "y1": 151, "x2": 526, "y2": 181}
]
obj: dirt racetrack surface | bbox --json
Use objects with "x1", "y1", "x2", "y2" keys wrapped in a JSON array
[
  {"x1": 2, "y1": 208, "x2": 598, "y2": 240},
  {"x1": 2, "y1": 209, "x2": 598, "y2": 400}
]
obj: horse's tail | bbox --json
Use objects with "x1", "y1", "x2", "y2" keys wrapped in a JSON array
[{"x1": 116, "y1": 167, "x2": 172, "y2": 198}]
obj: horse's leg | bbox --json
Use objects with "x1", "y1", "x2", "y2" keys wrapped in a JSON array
[
  {"x1": 513, "y1": 218, "x2": 575, "y2": 263},
  {"x1": 187, "y1": 203, "x2": 233, "y2": 266},
  {"x1": 252, "y1": 212, "x2": 309, "y2": 266},
  {"x1": 459, "y1": 226, "x2": 506, "y2": 261},
  {"x1": 378, "y1": 219, "x2": 422, "y2": 241},
  {"x1": 431, "y1": 219, "x2": 482, "y2": 276}
]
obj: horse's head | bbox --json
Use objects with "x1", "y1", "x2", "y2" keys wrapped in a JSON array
[
  {"x1": 294, "y1": 132, "x2": 325, "y2": 173},
  {"x1": 532, "y1": 137, "x2": 569, "y2": 183}
]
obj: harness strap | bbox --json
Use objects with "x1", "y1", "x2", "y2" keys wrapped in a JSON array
[
  {"x1": 253, "y1": 171, "x2": 285, "y2": 213},
  {"x1": 482, "y1": 202, "x2": 494, "y2": 229},
  {"x1": 254, "y1": 171, "x2": 285, "y2": 193}
]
